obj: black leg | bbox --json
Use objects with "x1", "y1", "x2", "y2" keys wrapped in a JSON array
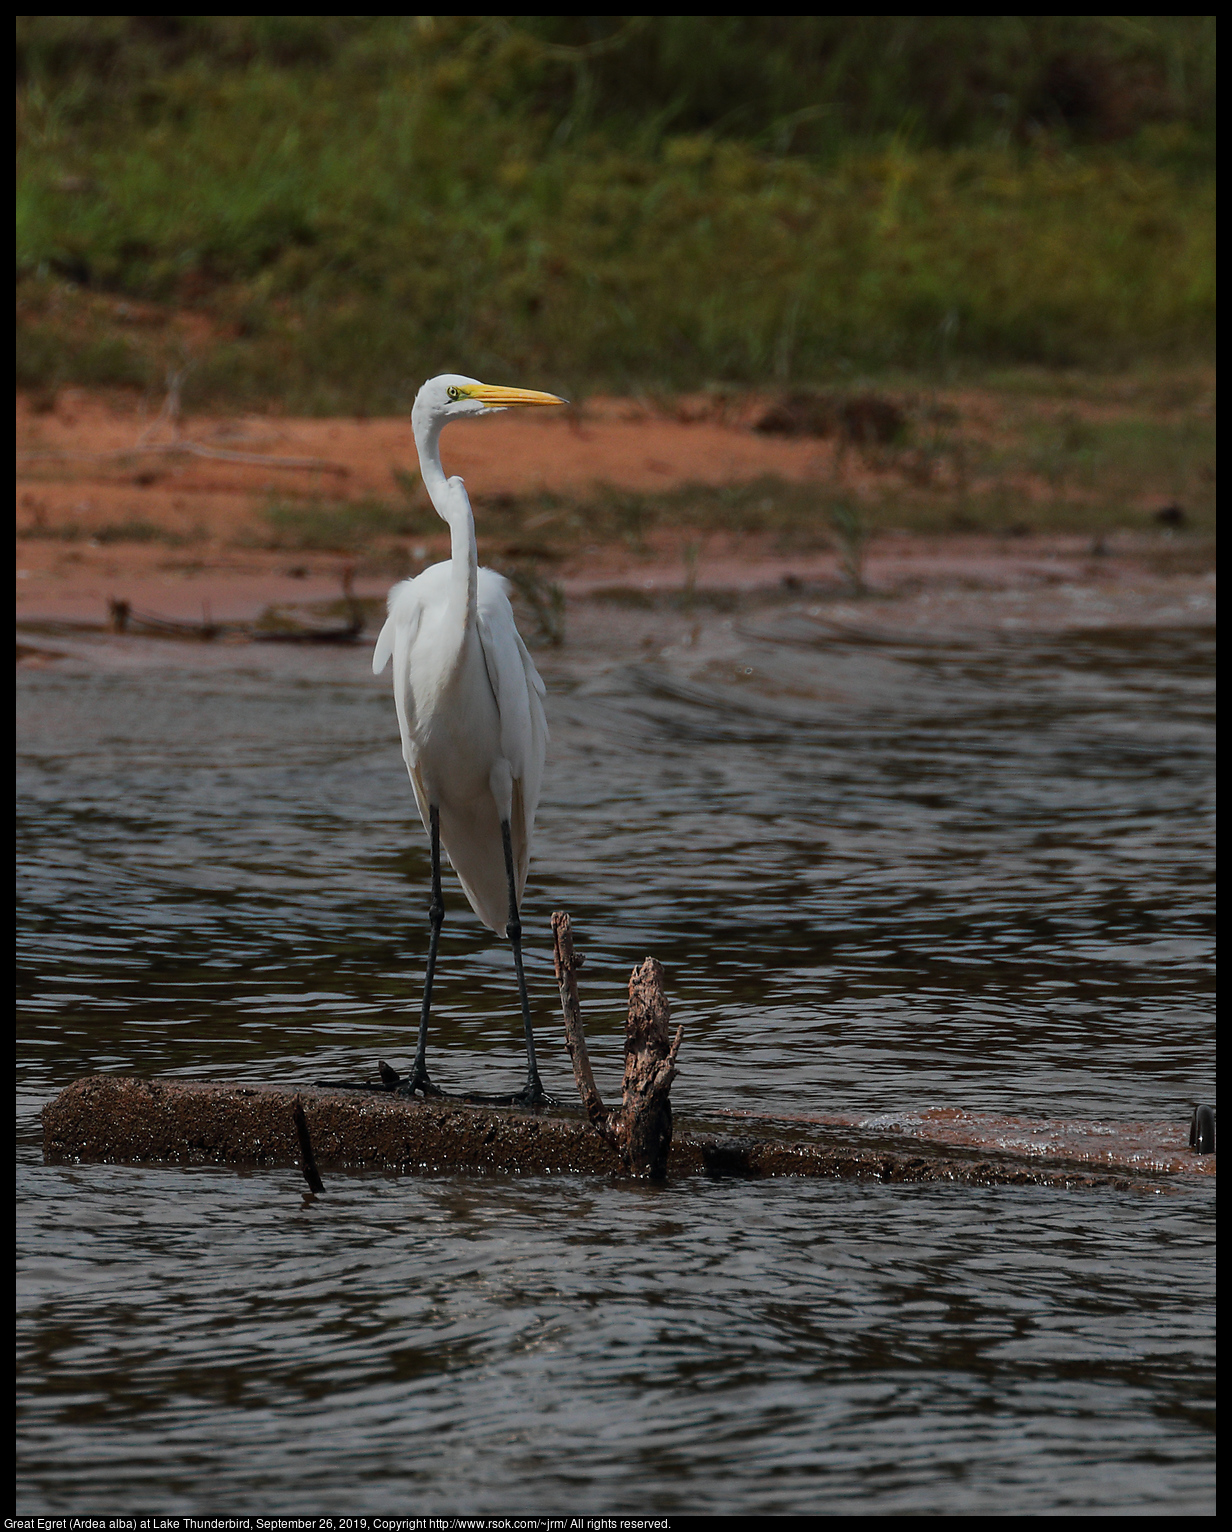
[
  {"x1": 315, "y1": 804, "x2": 444, "y2": 1097},
  {"x1": 501, "y1": 819, "x2": 552, "y2": 1107},
  {"x1": 397, "y1": 803, "x2": 444, "y2": 1097}
]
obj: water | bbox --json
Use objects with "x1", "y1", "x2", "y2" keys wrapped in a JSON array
[{"x1": 16, "y1": 610, "x2": 1216, "y2": 1513}]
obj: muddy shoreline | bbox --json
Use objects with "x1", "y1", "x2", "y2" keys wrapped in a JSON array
[{"x1": 16, "y1": 386, "x2": 1215, "y2": 640}]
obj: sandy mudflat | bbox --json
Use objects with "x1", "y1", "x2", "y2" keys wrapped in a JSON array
[{"x1": 16, "y1": 388, "x2": 1214, "y2": 639}]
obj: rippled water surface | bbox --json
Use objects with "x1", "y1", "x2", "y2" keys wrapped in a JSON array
[{"x1": 16, "y1": 614, "x2": 1216, "y2": 1513}]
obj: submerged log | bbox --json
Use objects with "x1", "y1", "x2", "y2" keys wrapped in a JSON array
[
  {"x1": 36, "y1": 914, "x2": 1212, "y2": 1190},
  {"x1": 41, "y1": 1074, "x2": 1177, "y2": 1190}
]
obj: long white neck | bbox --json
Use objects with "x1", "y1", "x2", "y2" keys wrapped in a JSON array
[{"x1": 413, "y1": 407, "x2": 477, "y2": 626}]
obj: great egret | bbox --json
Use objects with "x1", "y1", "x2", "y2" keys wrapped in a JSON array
[{"x1": 367, "y1": 374, "x2": 565, "y2": 1105}]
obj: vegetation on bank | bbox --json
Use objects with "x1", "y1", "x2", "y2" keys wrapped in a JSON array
[
  {"x1": 17, "y1": 370, "x2": 1215, "y2": 567},
  {"x1": 254, "y1": 377, "x2": 1217, "y2": 560},
  {"x1": 16, "y1": 17, "x2": 1216, "y2": 413}
]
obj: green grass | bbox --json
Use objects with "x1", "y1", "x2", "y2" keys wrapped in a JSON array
[
  {"x1": 17, "y1": 18, "x2": 1216, "y2": 156},
  {"x1": 462, "y1": 387, "x2": 1216, "y2": 548},
  {"x1": 16, "y1": 514, "x2": 192, "y2": 545},
  {"x1": 254, "y1": 495, "x2": 435, "y2": 552},
  {"x1": 236, "y1": 380, "x2": 1213, "y2": 564},
  {"x1": 94, "y1": 517, "x2": 183, "y2": 545},
  {"x1": 15, "y1": 17, "x2": 1216, "y2": 412},
  {"x1": 333, "y1": 427, "x2": 1215, "y2": 561}
]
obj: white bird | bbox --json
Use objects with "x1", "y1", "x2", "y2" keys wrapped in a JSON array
[{"x1": 371, "y1": 374, "x2": 565, "y2": 1104}]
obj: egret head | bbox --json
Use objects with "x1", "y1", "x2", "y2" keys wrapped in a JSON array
[{"x1": 412, "y1": 373, "x2": 567, "y2": 434}]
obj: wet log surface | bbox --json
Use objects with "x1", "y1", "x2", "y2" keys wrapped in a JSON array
[{"x1": 41, "y1": 1075, "x2": 1189, "y2": 1191}]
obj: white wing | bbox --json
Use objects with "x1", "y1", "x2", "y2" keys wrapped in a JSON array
[
  {"x1": 373, "y1": 576, "x2": 428, "y2": 820},
  {"x1": 373, "y1": 576, "x2": 421, "y2": 677},
  {"x1": 476, "y1": 568, "x2": 548, "y2": 896}
]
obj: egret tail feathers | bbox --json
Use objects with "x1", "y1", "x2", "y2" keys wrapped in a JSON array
[
  {"x1": 373, "y1": 615, "x2": 395, "y2": 675},
  {"x1": 375, "y1": 577, "x2": 425, "y2": 675},
  {"x1": 440, "y1": 801, "x2": 515, "y2": 935}
]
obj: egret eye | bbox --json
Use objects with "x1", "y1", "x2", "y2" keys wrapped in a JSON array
[{"x1": 447, "y1": 386, "x2": 461, "y2": 401}]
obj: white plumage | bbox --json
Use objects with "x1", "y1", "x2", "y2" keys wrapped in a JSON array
[
  {"x1": 366, "y1": 371, "x2": 564, "y2": 1102},
  {"x1": 374, "y1": 557, "x2": 548, "y2": 934}
]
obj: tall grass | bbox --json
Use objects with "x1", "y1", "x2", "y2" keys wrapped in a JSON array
[{"x1": 15, "y1": 17, "x2": 1216, "y2": 411}]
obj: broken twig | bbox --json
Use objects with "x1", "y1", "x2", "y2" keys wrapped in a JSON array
[
  {"x1": 551, "y1": 911, "x2": 683, "y2": 1179},
  {"x1": 551, "y1": 911, "x2": 609, "y2": 1128},
  {"x1": 292, "y1": 1094, "x2": 325, "y2": 1192}
]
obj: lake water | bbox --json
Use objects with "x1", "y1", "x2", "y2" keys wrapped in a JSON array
[{"x1": 16, "y1": 608, "x2": 1216, "y2": 1513}]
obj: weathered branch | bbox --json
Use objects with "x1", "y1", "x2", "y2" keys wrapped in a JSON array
[
  {"x1": 551, "y1": 911, "x2": 611, "y2": 1132},
  {"x1": 551, "y1": 913, "x2": 683, "y2": 1179},
  {"x1": 620, "y1": 956, "x2": 684, "y2": 1179}
]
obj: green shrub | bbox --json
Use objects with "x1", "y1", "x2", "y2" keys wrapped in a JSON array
[{"x1": 15, "y1": 18, "x2": 1216, "y2": 408}]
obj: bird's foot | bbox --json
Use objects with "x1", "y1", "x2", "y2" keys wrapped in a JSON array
[
  {"x1": 313, "y1": 1059, "x2": 443, "y2": 1097},
  {"x1": 513, "y1": 1079, "x2": 556, "y2": 1109},
  {"x1": 384, "y1": 1060, "x2": 444, "y2": 1099},
  {"x1": 463, "y1": 1077, "x2": 556, "y2": 1110}
]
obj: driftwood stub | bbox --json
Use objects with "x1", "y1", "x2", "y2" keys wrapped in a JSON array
[{"x1": 551, "y1": 914, "x2": 683, "y2": 1178}]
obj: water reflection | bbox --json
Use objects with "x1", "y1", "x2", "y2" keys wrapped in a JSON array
[
  {"x1": 16, "y1": 615, "x2": 1215, "y2": 1511},
  {"x1": 17, "y1": 621, "x2": 1215, "y2": 1117}
]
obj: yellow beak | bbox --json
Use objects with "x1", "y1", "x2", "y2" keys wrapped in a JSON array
[{"x1": 465, "y1": 383, "x2": 568, "y2": 409}]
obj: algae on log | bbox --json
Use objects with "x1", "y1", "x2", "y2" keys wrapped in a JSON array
[
  {"x1": 41, "y1": 1076, "x2": 620, "y2": 1179},
  {"x1": 40, "y1": 1076, "x2": 1162, "y2": 1189}
]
